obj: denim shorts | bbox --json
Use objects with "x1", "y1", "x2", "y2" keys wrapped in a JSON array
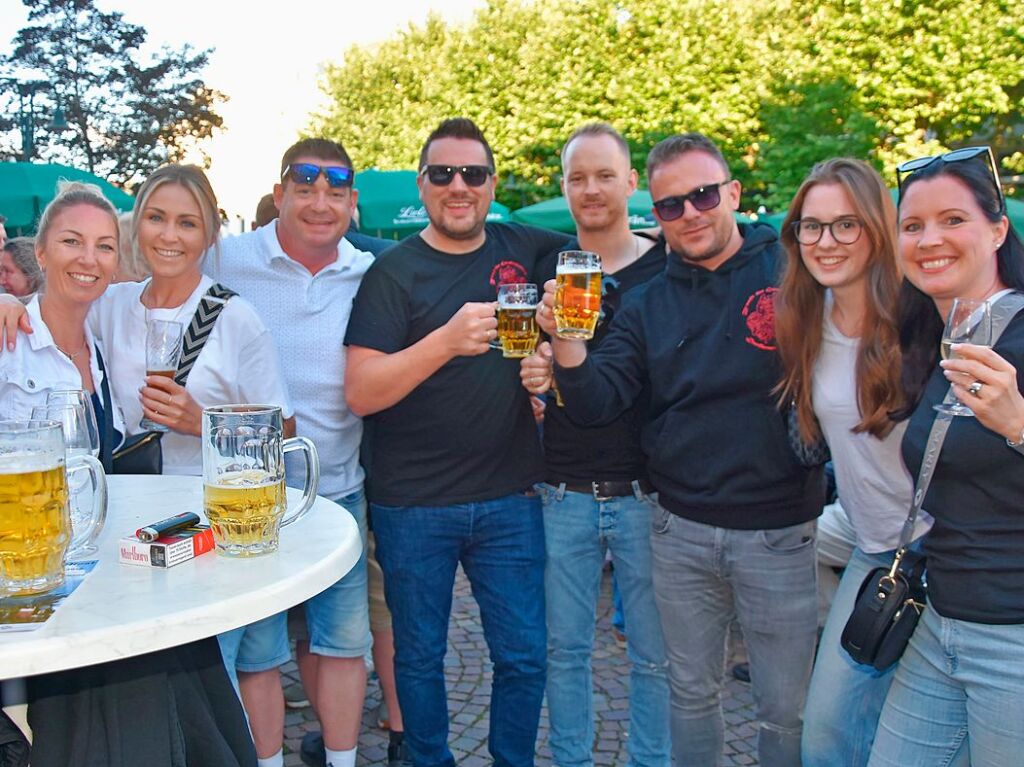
[{"x1": 231, "y1": 488, "x2": 371, "y2": 672}]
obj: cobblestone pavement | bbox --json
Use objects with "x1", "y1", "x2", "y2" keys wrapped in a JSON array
[{"x1": 281, "y1": 566, "x2": 759, "y2": 766}]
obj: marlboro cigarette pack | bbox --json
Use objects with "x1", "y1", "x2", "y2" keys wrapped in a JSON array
[{"x1": 118, "y1": 525, "x2": 216, "y2": 568}]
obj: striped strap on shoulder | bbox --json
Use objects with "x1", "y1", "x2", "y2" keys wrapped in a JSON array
[{"x1": 174, "y1": 283, "x2": 238, "y2": 386}]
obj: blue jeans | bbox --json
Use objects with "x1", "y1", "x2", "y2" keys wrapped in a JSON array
[
  {"x1": 802, "y1": 546, "x2": 899, "y2": 767},
  {"x1": 539, "y1": 483, "x2": 670, "y2": 767},
  {"x1": 372, "y1": 492, "x2": 547, "y2": 767},
  {"x1": 649, "y1": 506, "x2": 818, "y2": 767},
  {"x1": 867, "y1": 604, "x2": 1024, "y2": 767}
]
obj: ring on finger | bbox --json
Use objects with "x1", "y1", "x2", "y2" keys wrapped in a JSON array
[{"x1": 967, "y1": 381, "x2": 984, "y2": 396}]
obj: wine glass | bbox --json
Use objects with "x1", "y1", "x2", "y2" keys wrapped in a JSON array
[
  {"x1": 936, "y1": 298, "x2": 992, "y2": 417},
  {"x1": 47, "y1": 389, "x2": 101, "y2": 457},
  {"x1": 31, "y1": 403, "x2": 102, "y2": 557}
]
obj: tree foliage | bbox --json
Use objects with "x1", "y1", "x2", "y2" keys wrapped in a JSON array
[
  {"x1": 0, "y1": 0, "x2": 226, "y2": 188},
  {"x1": 312, "y1": 0, "x2": 1023, "y2": 210}
]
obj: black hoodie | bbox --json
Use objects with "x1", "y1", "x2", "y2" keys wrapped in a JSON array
[{"x1": 555, "y1": 223, "x2": 818, "y2": 530}]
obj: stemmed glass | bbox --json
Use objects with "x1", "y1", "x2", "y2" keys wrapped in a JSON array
[
  {"x1": 936, "y1": 298, "x2": 992, "y2": 417},
  {"x1": 47, "y1": 389, "x2": 101, "y2": 457},
  {"x1": 31, "y1": 402, "x2": 103, "y2": 557}
]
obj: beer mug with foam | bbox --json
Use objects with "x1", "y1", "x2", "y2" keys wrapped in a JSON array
[
  {"x1": 0, "y1": 420, "x2": 107, "y2": 596},
  {"x1": 554, "y1": 250, "x2": 603, "y2": 340},
  {"x1": 202, "y1": 405, "x2": 320, "y2": 557}
]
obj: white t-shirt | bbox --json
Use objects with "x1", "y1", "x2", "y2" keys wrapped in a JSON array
[
  {"x1": 208, "y1": 223, "x2": 374, "y2": 498},
  {"x1": 812, "y1": 294, "x2": 930, "y2": 553},
  {"x1": 90, "y1": 275, "x2": 292, "y2": 476},
  {"x1": 0, "y1": 295, "x2": 126, "y2": 440}
]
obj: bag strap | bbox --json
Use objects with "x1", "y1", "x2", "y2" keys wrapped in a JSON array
[
  {"x1": 174, "y1": 283, "x2": 238, "y2": 386},
  {"x1": 95, "y1": 344, "x2": 114, "y2": 474},
  {"x1": 897, "y1": 290, "x2": 1024, "y2": 549}
]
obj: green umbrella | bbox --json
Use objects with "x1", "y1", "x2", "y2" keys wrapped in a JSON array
[
  {"x1": 354, "y1": 168, "x2": 510, "y2": 240},
  {"x1": 510, "y1": 190, "x2": 657, "y2": 233},
  {"x1": 0, "y1": 162, "x2": 135, "y2": 234}
]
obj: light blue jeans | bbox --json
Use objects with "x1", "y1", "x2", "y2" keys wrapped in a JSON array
[
  {"x1": 802, "y1": 546, "x2": 900, "y2": 767},
  {"x1": 539, "y1": 483, "x2": 670, "y2": 767},
  {"x1": 868, "y1": 603, "x2": 1024, "y2": 767},
  {"x1": 650, "y1": 506, "x2": 818, "y2": 767}
]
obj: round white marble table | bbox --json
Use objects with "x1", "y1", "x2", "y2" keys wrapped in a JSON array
[{"x1": 0, "y1": 474, "x2": 359, "y2": 680}]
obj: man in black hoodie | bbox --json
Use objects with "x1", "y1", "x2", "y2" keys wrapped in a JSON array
[{"x1": 537, "y1": 133, "x2": 820, "y2": 767}]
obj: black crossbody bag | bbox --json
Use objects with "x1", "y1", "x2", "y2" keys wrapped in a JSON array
[
  {"x1": 841, "y1": 292, "x2": 1024, "y2": 670},
  {"x1": 98, "y1": 283, "x2": 237, "y2": 474}
]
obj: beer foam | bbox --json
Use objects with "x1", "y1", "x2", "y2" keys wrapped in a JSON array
[
  {"x1": 500, "y1": 303, "x2": 538, "y2": 310},
  {"x1": 0, "y1": 449, "x2": 62, "y2": 474},
  {"x1": 212, "y1": 468, "x2": 278, "y2": 488},
  {"x1": 556, "y1": 265, "x2": 601, "y2": 275}
]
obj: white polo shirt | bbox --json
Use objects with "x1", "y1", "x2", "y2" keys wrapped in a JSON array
[
  {"x1": 0, "y1": 295, "x2": 126, "y2": 439},
  {"x1": 208, "y1": 223, "x2": 374, "y2": 498}
]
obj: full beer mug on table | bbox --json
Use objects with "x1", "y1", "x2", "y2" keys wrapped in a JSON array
[
  {"x1": 0, "y1": 420, "x2": 107, "y2": 597},
  {"x1": 554, "y1": 250, "x2": 602, "y2": 340},
  {"x1": 202, "y1": 405, "x2": 319, "y2": 557}
]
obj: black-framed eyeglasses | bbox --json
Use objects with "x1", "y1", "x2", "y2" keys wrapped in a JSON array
[
  {"x1": 652, "y1": 181, "x2": 730, "y2": 222},
  {"x1": 282, "y1": 163, "x2": 355, "y2": 188},
  {"x1": 792, "y1": 217, "x2": 864, "y2": 246},
  {"x1": 896, "y1": 146, "x2": 1004, "y2": 212},
  {"x1": 420, "y1": 165, "x2": 493, "y2": 187}
]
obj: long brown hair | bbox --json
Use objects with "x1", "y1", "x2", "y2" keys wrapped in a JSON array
[{"x1": 775, "y1": 158, "x2": 902, "y2": 440}]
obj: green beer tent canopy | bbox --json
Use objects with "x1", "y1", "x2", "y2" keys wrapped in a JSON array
[
  {"x1": 0, "y1": 162, "x2": 135, "y2": 234},
  {"x1": 354, "y1": 169, "x2": 510, "y2": 240}
]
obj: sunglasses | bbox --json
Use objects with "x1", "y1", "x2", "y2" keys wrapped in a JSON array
[
  {"x1": 896, "y1": 146, "x2": 1004, "y2": 211},
  {"x1": 652, "y1": 181, "x2": 730, "y2": 221},
  {"x1": 282, "y1": 163, "x2": 355, "y2": 188},
  {"x1": 420, "y1": 164, "x2": 493, "y2": 187}
]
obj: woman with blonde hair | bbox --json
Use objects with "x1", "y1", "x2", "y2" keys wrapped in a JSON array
[{"x1": 774, "y1": 158, "x2": 928, "y2": 767}]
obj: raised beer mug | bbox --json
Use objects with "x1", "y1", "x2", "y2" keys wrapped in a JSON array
[
  {"x1": 0, "y1": 420, "x2": 107, "y2": 597},
  {"x1": 497, "y1": 283, "x2": 540, "y2": 359},
  {"x1": 202, "y1": 405, "x2": 320, "y2": 557},
  {"x1": 554, "y1": 250, "x2": 602, "y2": 340}
]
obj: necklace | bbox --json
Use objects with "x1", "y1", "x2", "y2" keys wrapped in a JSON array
[{"x1": 56, "y1": 338, "x2": 89, "y2": 361}]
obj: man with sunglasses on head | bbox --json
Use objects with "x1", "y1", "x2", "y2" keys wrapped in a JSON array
[
  {"x1": 208, "y1": 138, "x2": 400, "y2": 767},
  {"x1": 344, "y1": 117, "x2": 568, "y2": 767},
  {"x1": 536, "y1": 133, "x2": 822, "y2": 767},
  {"x1": 520, "y1": 122, "x2": 670, "y2": 767}
]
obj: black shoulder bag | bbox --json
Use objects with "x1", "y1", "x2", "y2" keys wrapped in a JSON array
[
  {"x1": 99, "y1": 283, "x2": 237, "y2": 475},
  {"x1": 841, "y1": 291, "x2": 1024, "y2": 670}
]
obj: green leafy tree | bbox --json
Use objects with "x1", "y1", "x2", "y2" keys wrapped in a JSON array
[{"x1": 0, "y1": 0, "x2": 226, "y2": 188}]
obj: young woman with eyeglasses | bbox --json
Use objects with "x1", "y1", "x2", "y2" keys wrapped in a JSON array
[
  {"x1": 865, "y1": 149, "x2": 1024, "y2": 767},
  {"x1": 774, "y1": 158, "x2": 925, "y2": 767}
]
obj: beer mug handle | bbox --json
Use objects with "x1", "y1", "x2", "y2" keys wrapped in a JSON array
[
  {"x1": 66, "y1": 454, "x2": 108, "y2": 553},
  {"x1": 280, "y1": 437, "x2": 320, "y2": 528}
]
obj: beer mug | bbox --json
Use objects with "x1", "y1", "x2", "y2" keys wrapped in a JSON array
[
  {"x1": 202, "y1": 405, "x2": 320, "y2": 557},
  {"x1": 497, "y1": 283, "x2": 540, "y2": 358},
  {"x1": 554, "y1": 250, "x2": 603, "y2": 340},
  {"x1": 0, "y1": 420, "x2": 107, "y2": 597}
]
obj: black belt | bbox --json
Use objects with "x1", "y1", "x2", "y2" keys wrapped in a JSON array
[{"x1": 548, "y1": 478, "x2": 654, "y2": 501}]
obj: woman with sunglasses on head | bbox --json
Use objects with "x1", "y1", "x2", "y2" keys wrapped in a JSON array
[
  {"x1": 775, "y1": 158, "x2": 927, "y2": 767},
  {"x1": 864, "y1": 148, "x2": 1024, "y2": 767}
]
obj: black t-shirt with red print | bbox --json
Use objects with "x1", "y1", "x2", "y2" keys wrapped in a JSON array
[{"x1": 345, "y1": 223, "x2": 567, "y2": 507}]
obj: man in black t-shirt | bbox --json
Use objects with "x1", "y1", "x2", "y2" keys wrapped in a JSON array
[
  {"x1": 344, "y1": 118, "x2": 567, "y2": 767},
  {"x1": 522, "y1": 123, "x2": 670, "y2": 767}
]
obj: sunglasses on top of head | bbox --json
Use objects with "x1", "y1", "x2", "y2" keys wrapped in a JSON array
[
  {"x1": 896, "y1": 146, "x2": 1004, "y2": 212},
  {"x1": 652, "y1": 180, "x2": 730, "y2": 222},
  {"x1": 420, "y1": 164, "x2": 493, "y2": 187},
  {"x1": 281, "y1": 162, "x2": 355, "y2": 188}
]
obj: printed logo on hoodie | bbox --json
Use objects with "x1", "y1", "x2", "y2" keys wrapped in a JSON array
[{"x1": 742, "y1": 287, "x2": 777, "y2": 351}]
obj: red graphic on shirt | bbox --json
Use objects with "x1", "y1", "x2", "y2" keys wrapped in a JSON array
[
  {"x1": 489, "y1": 260, "x2": 529, "y2": 288},
  {"x1": 742, "y1": 287, "x2": 777, "y2": 351}
]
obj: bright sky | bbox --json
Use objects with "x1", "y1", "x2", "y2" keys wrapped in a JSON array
[{"x1": 0, "y1": 0, "x2": 488, "y2": 223}]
